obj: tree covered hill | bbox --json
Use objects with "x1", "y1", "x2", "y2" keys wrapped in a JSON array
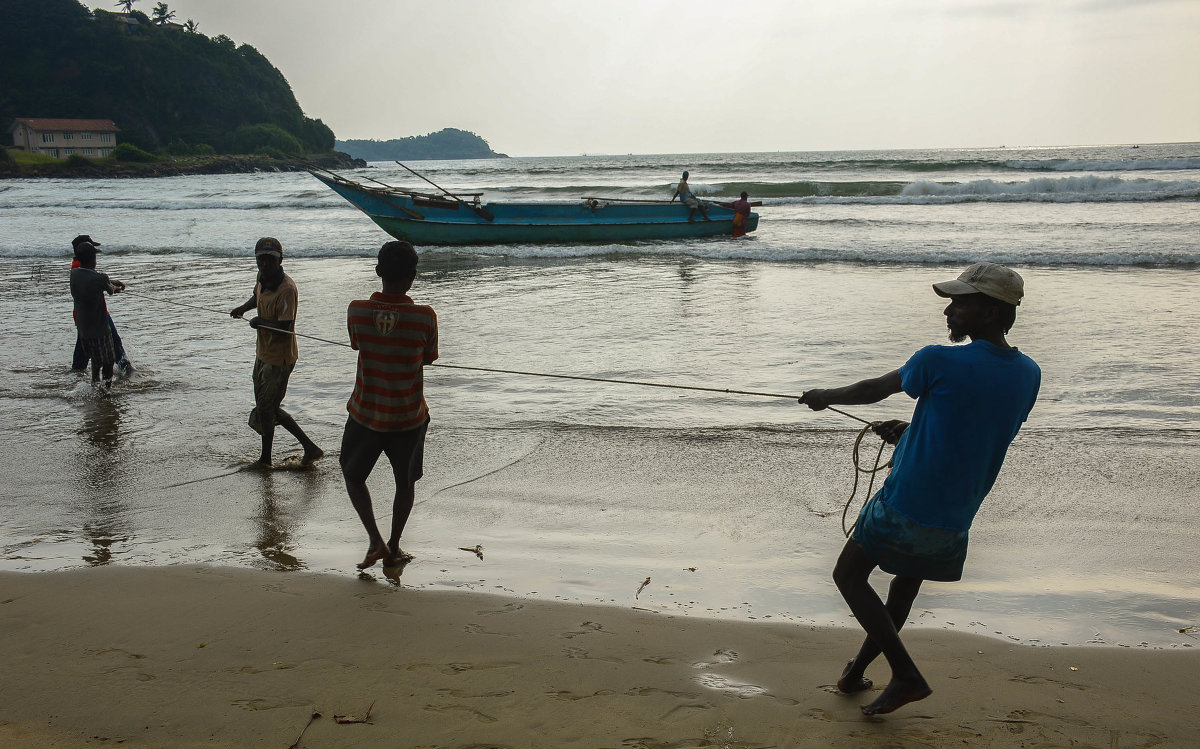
[
  {"x1": 0, "y1": 0, "x2": 334, "y2": 155},
  {"x1": 337, "y1": 129, "x2": 508, "y2": 161}
]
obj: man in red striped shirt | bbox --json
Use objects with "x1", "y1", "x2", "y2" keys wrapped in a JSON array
[{"x1": 341, "y1": 241, "x2": 439, "y2": 569}]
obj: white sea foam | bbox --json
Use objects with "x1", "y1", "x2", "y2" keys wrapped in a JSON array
[{"x1": 1005, "y1": 157, "x2": 1200, "y2": 171}]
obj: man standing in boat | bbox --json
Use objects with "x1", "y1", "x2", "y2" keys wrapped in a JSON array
[
  {"x1": 341, "y1": 240, "x2": 438, "y2": 570},
  {"x1": 229, "y1": 237, "x2": 324, "y2": 468},
  {"x1": 798, "y1": 262, "x2": 1040, "y2": 716},
  {"x1": 671, "y1": 170, "x2": 710, "y2": 222}
]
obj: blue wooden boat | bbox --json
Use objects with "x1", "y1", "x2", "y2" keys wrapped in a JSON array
[{"x1": 309, "y1": 170, "x2": 759, "y2": 245}]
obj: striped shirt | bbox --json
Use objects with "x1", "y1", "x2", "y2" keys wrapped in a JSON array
[{"x1": 346, "y1": 292, "x2": 438, "y2": 432}]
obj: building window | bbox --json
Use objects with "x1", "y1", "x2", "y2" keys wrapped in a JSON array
[
  {"x1": 64, "y1": 132, "x2": 74, "y2": 140},
  {"x1": 64, "y1": 148, "x2": 75, "y2": 155},
  {"x1": 99, "y1": 149, "x2": 111, "y2": 158},
  {"x1": 81, "y1": 132, "x2": 93, "y2": 140},
  {"x1": 42, "y1": 133, "x2": 55, "y2": 143},
  {"x1": 44, "y1": 148, "x2": 59, "y2": 158},
  {"x1": 83, "y1": 148, "x2": 95, "y2": 155},
  {"x1": 100, "y1": 133, "x2": 113, "y2": 143}
]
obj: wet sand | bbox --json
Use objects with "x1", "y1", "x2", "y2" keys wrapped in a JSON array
[{"x1": 0, "y1": 566, "x2": 1197, "y2": 748}]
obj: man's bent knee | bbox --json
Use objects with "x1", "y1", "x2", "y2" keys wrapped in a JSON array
[{"x1": 833, "y1": 540, "x2": 876, "y2": 591}]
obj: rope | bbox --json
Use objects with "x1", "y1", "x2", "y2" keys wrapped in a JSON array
[
  {"x1": 841, "y1": 421, "x2": 894, "y2": 538},
  {"x1": 122, "y1": 286, "x2": 890, "y2": 528},
  {"x1": 119, "y1": 288, "x2": 872, "y2": 421}
]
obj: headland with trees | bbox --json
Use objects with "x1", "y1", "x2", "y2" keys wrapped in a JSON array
[{"x1": 0, "y1": 0, "x2": 505, "y2": 177}]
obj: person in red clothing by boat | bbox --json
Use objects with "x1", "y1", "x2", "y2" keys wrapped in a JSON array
[
  {"x1": 341, "y1": 240, "x2": 439, "y2": 570},
  {"x1": 729, "y1": 191, "x2": 752, "y2": 237}
]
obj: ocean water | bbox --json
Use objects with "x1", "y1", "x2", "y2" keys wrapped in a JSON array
[{"x1": 1, "y1": 143, "x2": 1199, "y2": 648}]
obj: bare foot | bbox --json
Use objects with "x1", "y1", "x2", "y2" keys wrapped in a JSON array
[
  {"x1": 837, "y1": 660, "x2": 873, "y2": 694},
  {"x1": 384, "y1": 549, "x2": 414, "y2": 567},
  {"x1": 301, "y1": 447, "x2": 324, "y2": 466},
  {"x1": 860, "y1": 677, "x2": 931, "y2": 716},
  {"x1": 356, "y1": 544, "x2": 390, "y2": 570}
]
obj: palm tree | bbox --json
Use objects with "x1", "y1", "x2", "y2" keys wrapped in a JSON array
[
  {"x1": 114, "y1": 0, "x2": 137, "y2": 12},
  {"x1": 151, "y1": 2, "x2": 176, "y2": 25},
  {"x1": 183, "y1": 18, "x2": 198, "y2": 33}
]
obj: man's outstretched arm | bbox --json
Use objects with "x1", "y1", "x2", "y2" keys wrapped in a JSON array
[{"x1": 798, "y1": 369, "x2": 903, "y2": 411}]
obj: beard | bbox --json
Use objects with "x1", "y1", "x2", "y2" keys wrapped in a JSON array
[
  {"x1": 258, "y1": 265, "x2": 285, "y2": 291},
  {"x1": 947, "y1": 326, "x2": 967, "y2": 343}
]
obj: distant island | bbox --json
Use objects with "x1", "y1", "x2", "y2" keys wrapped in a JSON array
[{"x1": 337, "y1": 129, "x2": 508, "y2": 162}]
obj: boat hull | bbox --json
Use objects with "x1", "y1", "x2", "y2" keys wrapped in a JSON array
[{"x1": 312, "y1": 172, "x2": 758, "y2": 245}]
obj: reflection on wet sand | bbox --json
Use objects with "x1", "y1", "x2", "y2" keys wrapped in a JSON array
[
  {"x1": 249, "y1": 466, "x2": 322, "y2": 571},
  {"x1": 74, "y1": 398, "x2": 131, "y2": 566}
]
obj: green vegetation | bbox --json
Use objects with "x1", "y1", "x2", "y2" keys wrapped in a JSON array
[
  {"x1": 9, "y1": 150, "x2": 62, "y2": 167},
  {"x1": 0, "y1": 0, "x2": 334, "y2": 155},
  {"x1": 111, "y1": 143, "x2": 157, "y2": 162},
  {"x1": 337, "y1": 128, "x2": 507, "y2": 161}
]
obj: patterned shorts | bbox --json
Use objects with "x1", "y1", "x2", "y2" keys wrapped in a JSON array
[
  {"x1": 80, "y1": 328, "x2": 115, "y2": 368},
  {"x1": 249, "y1": 359, "x2": 294, "y2": 434},
  {"x1": 852, "y1": 492, "x2": 969, "y2": 582}
]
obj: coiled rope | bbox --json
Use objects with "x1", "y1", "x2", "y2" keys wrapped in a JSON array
[
  {"x1": 843, "y1": 421, "x2": 894, "y2": 537},
  {"x1": 120, "y1": 288, "x2": 890, "y2": 525}
]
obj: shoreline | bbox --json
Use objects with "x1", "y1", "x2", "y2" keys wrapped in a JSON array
[
  {"x1": 1, "y1": 565, "x2": 1197, "y2": 747},
  {"x1": 0, "y1": 151, "x2": 366, "y2": 180}
]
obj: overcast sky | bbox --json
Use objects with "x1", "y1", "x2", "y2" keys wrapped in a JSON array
[{"x1": 156, "y1": 0, "x2": 1198, "y2": 156}]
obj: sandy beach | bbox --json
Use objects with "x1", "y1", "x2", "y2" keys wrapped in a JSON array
[{"x1": 1, "y1": 566, "x2": 1197, "y2": 748}]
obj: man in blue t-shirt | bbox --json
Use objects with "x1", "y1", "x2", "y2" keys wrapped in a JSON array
[{"x1": 799, "y1": 262, "x2": 1041, "y2": 716}]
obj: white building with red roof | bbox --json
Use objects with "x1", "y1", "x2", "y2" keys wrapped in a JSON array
[{"x1": 8, "y1": 118, "x2": 120, "y2": 159}]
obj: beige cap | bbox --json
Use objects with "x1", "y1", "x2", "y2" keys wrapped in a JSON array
[{"x1": 933, "y1": 262, "x2": 1024, "y2": 306}]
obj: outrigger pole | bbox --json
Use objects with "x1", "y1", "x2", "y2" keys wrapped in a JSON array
[{"x1": 395, "y1": 161, "x2": 495, "y2": 221}]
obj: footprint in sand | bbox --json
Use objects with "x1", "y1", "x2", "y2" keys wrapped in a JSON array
[
  {"x1": 436, "y1": 687, "x2": 515, "y2": 699},
  {"x1": 231, "y1": 697, "x2": 309, "y2": 712},
  {"x1": 563, "y1": 646, "x2": 622, "y2": 663},
  {"x1": 562, "y1": 621, "x2": 613, "y2": 639},
  {"x1": 625, "y1": 686, "x2": 700, "y2": 699},
  {"x1": 1009, "y1": 674, "x2": 1087, "y2": 690},
  {"x1": 464, "y1": 622, "x2": 517, "y2": 637},
  {"x1": 475, "y1": 602, "x2": 524, "y2": 616},
  {"x1": 89, "y1": 648, "x2": 146, "y2": 660},
  {"x1": 694, "y1": 672, "x2": 767, "y2": 699},
  {"x1": 403, "y1": 661, "x2": 521, "y2": 675},
  {"x1": 423, "y1": 704, "x2": 498, "y2": 723},
  {"x1": 547, "y1": 689, "x2": 616, "y2": 701},
  {"x1": 692, "y1": 648, "x2": 739, "y2": 669}
]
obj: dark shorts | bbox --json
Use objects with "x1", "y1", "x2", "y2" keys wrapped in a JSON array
[
  {"x1": 80, "y1": 328, "x2": 115, "y2": 368},
  {"x1": 249, "y1": 359, "x2": 294, "y2": 434},
  {"x1": 851, "y1": 492, "x2": 969, "y2": 582},
  {"x1": 339, "y1": 416, "x2": 428, "y2": 485}
]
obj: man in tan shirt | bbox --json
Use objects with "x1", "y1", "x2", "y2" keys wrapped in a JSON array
[{"x1": 230, "y1": 237, "x2": 323, "y2": 467}]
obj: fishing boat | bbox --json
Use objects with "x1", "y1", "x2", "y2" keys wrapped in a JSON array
[{"x1": 309, "y1": 168, "x2": 759, "y2": 245}]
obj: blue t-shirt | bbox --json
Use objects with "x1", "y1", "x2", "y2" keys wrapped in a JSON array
[{"x1": 877, "y1": 340, "x2": 1041, "y2": 531}]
